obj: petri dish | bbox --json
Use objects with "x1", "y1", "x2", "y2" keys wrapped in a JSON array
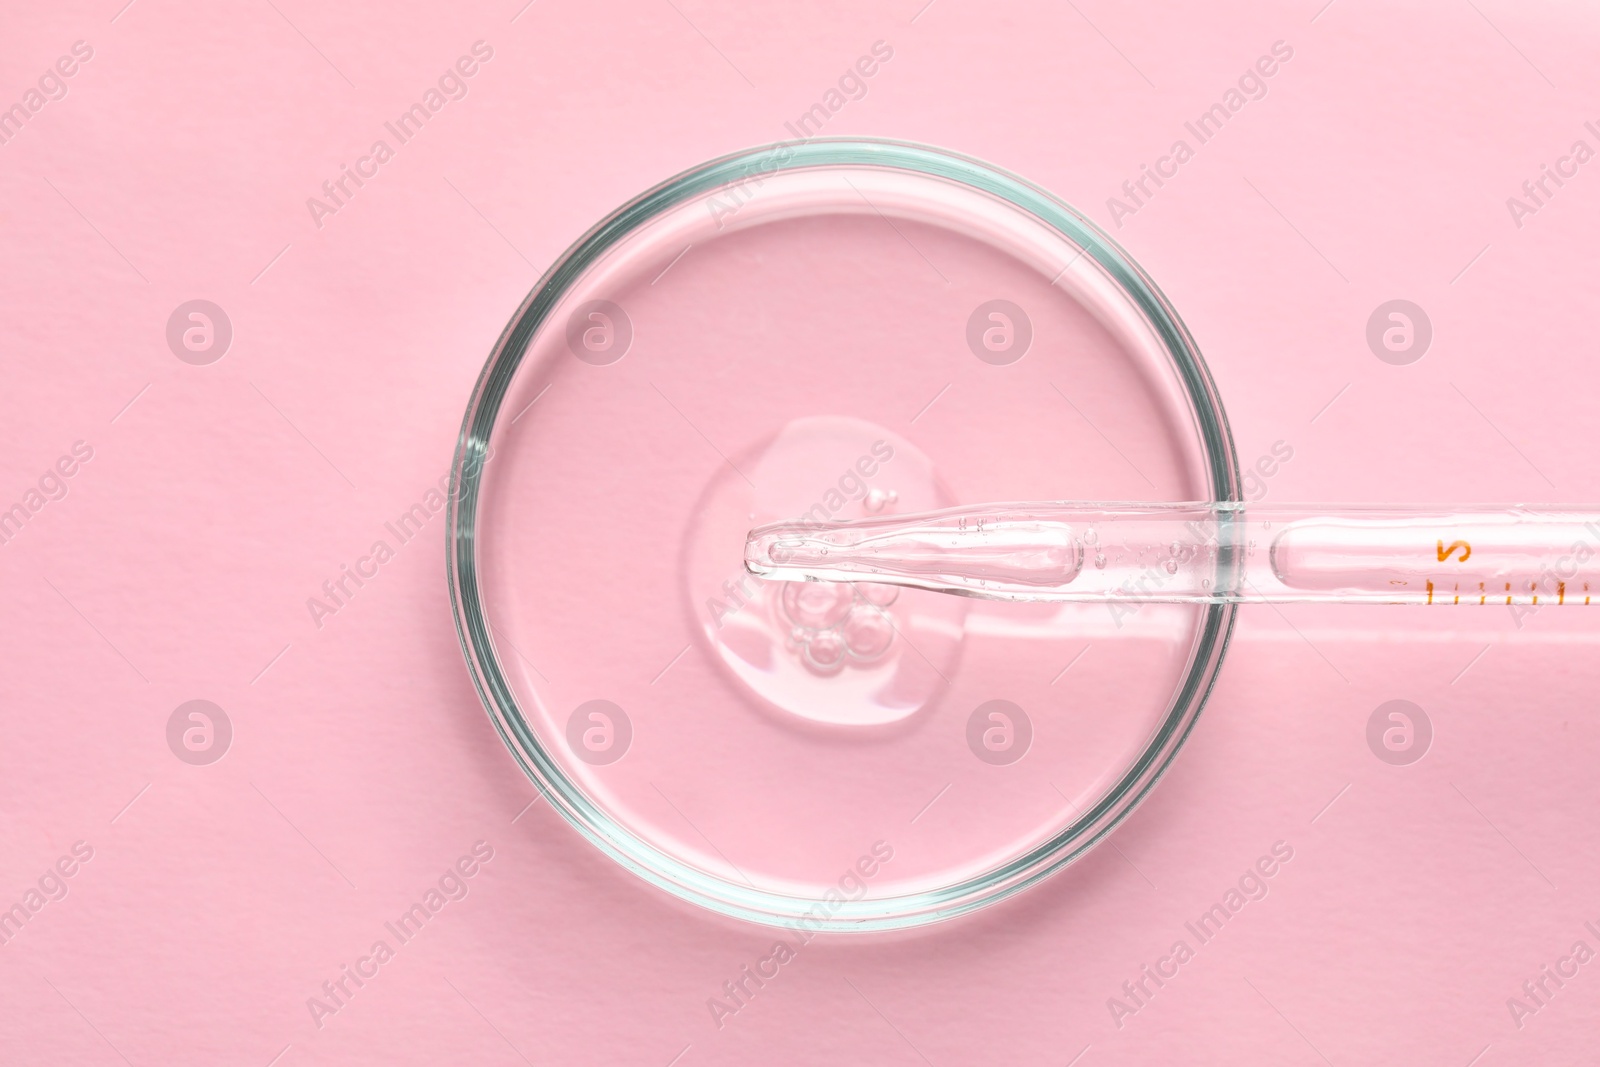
[{"x1": 448, "y1": 139, "x2": 1240, "y2": 930}]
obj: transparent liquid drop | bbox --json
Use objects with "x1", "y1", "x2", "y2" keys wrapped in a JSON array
[{"x1": 683, "y1": 415, "x2": 965, "y2": 728}]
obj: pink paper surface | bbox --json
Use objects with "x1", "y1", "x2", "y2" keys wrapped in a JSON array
[{"x1": 4, "y1": 1, "x2": 1600, "y2": 1064}]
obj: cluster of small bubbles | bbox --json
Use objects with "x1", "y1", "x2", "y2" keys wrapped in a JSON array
[
  {"x1": 783, "y1": 582, "x2": 853, "y2": 629},
  {"x1": 1094, "y1": 553, "x2": 1107, "y2": 569},
  {"x1": 863, "y1": 487, "x2": 899, "y2": 513},
  {"x1": 779, "y1": 580, "x2": 900, "y2": 675}
]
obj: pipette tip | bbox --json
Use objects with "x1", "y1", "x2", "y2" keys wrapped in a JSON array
[{"x1": 744, "y1": 509, "x2": 1083, "y2": 599}]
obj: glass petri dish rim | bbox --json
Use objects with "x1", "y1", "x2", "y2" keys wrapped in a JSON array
[{"x1": 447, "y1": 137, "x2": 1242, "y2": 931}]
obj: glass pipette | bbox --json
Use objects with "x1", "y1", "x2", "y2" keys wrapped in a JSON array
[{"x1": 745, "y1": 502, "x2": 1600, "y2": 607}]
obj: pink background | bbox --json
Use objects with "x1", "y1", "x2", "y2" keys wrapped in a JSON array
[{"x1": 4, "y1": 0, "x2": 1600, "y2": 1063}]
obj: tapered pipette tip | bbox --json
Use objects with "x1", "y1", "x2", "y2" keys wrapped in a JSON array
[{"x1": 745, "y1": 509, "x2": 1083, "y2": 599}]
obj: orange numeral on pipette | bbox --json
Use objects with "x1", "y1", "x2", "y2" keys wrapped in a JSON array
[{"x1": 1437, "y1": 539, "x2": 1472, "y2": 563}]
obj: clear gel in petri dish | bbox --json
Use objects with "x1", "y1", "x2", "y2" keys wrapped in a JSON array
[{"x1": 449, "y1": 140, "x2": 1239, "y2": 929}]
